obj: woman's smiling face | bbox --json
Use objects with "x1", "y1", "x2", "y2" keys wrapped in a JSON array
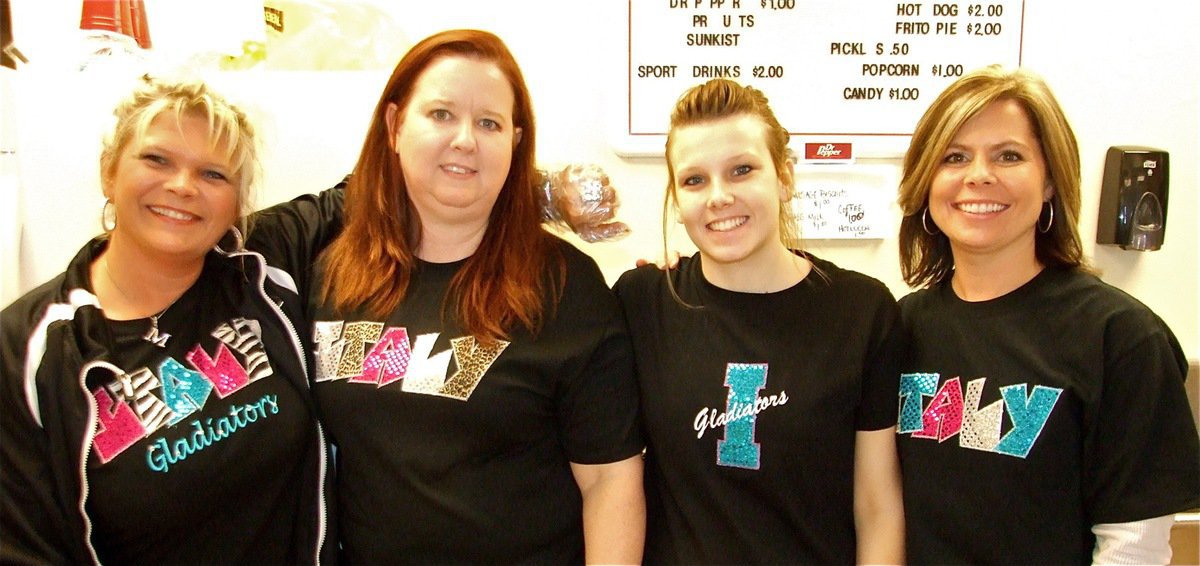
[
  {"x1": 928, "y1": 98, "x2": 1052, "y2": 266},
  {"x1": 105, "y1": 112, "x2": 239, "y2": 263},
  {"x1": 669, "y1": 113, "x2": 790, "y2": 273},
  {"x1": 389, "y1": 54, "x2": 521, "y2": 233}
]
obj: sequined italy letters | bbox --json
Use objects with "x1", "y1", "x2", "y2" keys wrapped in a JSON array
[
  {"x1": 311, "y1": 320, "x2": 509, "y2": 401},
  {"x1": 896, "y1": 373, "x2": 1062, "y2": 458}
]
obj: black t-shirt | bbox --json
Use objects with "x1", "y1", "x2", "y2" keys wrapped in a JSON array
[
  {"x1": 897, "y1": 267, "x2": 1200, "y2": 565},
  {"x1": 613, "y1": 253, "x2": 902, "y2": 564},
  {"x1": 85, "y1": 258, "x2": 316, "y2": 564},
  {"x1": 311, "y1": 238, "x2": 642, "y2": 564}
]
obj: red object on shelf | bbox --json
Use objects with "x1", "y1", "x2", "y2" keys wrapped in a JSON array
[
  {"x1": 128, "y1": 0, "x2": 151, "y2": 48},
  {"x1": 79, "y1": 0, "x2": 125, "y2": 34},
  {"x1": 79, "y1": 0, "x2": 151, "y2": 48}
]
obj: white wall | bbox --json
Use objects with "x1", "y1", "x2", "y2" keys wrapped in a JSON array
[{"x1": 3, "y1": 0, "x2": 1197, "y2": 357}]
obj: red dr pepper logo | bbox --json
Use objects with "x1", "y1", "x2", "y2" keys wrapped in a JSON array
[{"x1": 803, "y1": 142, "x2": 853, "y2": 161}]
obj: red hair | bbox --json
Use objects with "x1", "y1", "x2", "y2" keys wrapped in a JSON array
[{"x1": 319, "y1": 29, "x2": 561, "y2": 341}]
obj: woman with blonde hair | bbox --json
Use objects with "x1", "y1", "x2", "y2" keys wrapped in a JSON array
[{"x1": 1, "y1": 75, "x2": 331, "y2": 564}]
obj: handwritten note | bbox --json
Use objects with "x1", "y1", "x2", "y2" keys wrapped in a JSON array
[{"x1": 791, "y1": 169, "x2": 894, "y2": 239}]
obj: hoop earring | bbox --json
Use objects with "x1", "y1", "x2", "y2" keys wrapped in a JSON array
[
  {"x1": 1037, "y1": 201, "x2": 1054, "y2": 234},
  {"x1": 921, "y1": 206, "x2": 940, "y2": 235},
  {"x1": 101, "y1": 199, "x2": 117, "y2": 232},
  {"x1": 215, "y1": 225, "x2": 245, "y2": 253}
]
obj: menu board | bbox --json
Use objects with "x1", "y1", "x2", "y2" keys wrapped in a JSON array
[{"x1": 619, "y1": 0, "x2": 1025, "y2": 157}]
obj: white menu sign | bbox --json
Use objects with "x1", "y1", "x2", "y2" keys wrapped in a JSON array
[{"x1": 619, "y1": 0, "x2": 1025, "y2": 157}]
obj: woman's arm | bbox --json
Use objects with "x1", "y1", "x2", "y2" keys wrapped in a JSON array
[
  {"x1": 1091, "y1": 515, "x2": 1176, "y2": 564},
  {"x1": 854, "y1": 427, "x2": 906, "y2": 565},
  {"x1": 1, "y1": 307, "x2": 74, "y2": 564},
  {"x1": 570, "y1": 454, "x2": 645, "y2": 565},
  {"x1": 243, "y1": 180, "x2": 347, "y2": 299},
  {"x1": 242, "y1": 163, "x2": 622, "y2": 292},
  {"x1": 0, "y1": 403, "x2": 71, "y2": 564}
]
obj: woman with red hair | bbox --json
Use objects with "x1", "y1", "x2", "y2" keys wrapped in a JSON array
[{"x1": 252, "y1": 29, "x2": 645, "y2": 564}]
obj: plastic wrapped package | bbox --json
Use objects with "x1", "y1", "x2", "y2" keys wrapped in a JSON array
[{"x1": 538, "y1": 164, "x2": 631, "y2": 243}]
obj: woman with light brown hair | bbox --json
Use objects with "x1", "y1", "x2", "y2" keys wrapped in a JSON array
[
  {"x1": 615, "y1": 78, "x2": 905, "y2": 564},
  {"x1": 894, "y1": 65, "x2": 1198, "y2": 564}
]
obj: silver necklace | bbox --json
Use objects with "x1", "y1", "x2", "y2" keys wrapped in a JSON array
[
  {"x1": 142, "y1": 306, "x2": 174, "y2": 347},
  {"x1": 102, "y1": 257, "x2": 179, "y2": 348}
]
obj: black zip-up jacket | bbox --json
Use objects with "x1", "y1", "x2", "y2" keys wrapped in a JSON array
[{"x1": 0, "y1": 233, "x2": 333, "y2": 564}]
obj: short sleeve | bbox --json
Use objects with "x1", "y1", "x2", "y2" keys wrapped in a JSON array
[
  {"x1": 1084, "y1": 312, "x2": 1200, "y2": 524},
  {"x1": 554, "y1": 254, "x2": 643, "y2": 464},
  {"x1": 855, "y1": 285, "x2": 904, "y2": 431}
]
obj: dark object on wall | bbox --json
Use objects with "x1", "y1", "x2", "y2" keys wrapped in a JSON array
[
  {"x1": 2, "y1": 0, "x2": 28, "y2": 69},
  {"x1": 1096, "y1": 146, "x2": 1169, "y2": 251}
]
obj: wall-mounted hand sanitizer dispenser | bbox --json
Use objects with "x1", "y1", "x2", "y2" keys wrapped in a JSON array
[{"x1": 1096, "y1": 146, "x2": 1169, "y2": 251}]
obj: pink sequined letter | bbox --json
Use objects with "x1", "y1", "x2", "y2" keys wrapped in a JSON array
[
  {"x1": 913, "y1": 377, "x2": 963, "y2": 441},
  {"x1": 365, "y1": 327, "x2": 413, "y2": 387},
  {"x1": 186, "y1": 343, "x2": 250, "y2": 398},
  {"x1": 92, "y1": 387, "x2": 146, "y2": 463}
]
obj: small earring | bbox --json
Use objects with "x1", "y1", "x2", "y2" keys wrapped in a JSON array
[
  {"x1": 921, "y1": 206, "x2": 940, "y2": 235},
  {"x1": 1037, "y1": 201, "x2": 1054, "y2": 234},
  {"x1": 101, "y1": 199, "x2": 117, "y2": 232}
]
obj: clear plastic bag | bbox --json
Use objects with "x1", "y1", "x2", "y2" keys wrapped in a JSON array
[{"x1": 537, "y1": 164, "x2": 631, "y2": 243}]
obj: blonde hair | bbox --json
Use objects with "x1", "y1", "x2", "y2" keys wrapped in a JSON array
[
  {"x1": 897, "y1": 65, "x2": 1087, "y2": 288},
  {"x1": 100, "y1": 75, "x2": 260, "y2": 236}
]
